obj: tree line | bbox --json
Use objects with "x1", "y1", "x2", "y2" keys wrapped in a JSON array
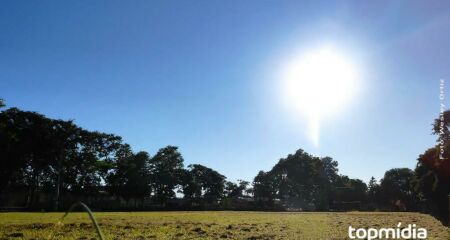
[{"x1": 0, "y1": 98, "x2": 448, "y2": 225}]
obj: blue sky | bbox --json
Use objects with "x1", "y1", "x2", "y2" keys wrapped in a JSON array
[{"x1": 1, "y1": 1, "x2": 449, "y2": 183}]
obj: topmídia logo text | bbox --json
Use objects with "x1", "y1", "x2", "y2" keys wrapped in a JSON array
[{"x1": 348, "y1": 222, "x2": 427, "y2": 240}]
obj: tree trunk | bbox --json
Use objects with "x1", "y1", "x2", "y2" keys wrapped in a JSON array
[
  {"x1": 53, "y1": 152, "x2": 63, "y2": 211},
  {"x1": 27, "y1": 168, "x2": 38, "y2": 209}
]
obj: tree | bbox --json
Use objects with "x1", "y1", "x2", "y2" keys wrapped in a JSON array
[
  {"x1": 180, "y1": 168, "x2": 202, "y2": 203},
  {"x1": 367, "y1": 177, "x2": 381, "y2": 208},
  {"x1": 379, "y1": 168, "x2": 417, "y2": 210},
  {"x1": 427, "y1": 109, "x2": 450, "y2": 178},
  {"x1": 367, "y1": 177, "x2": 377, "y2": 195},
  {"x1": 149, "y1": 146, "x2": 184, "y2": 205},
  {"x1": 413, "y1": 110, "x2": 450, "y2": 224},
  {"x1": 253, "y1": 171, "x2": 277, "y2": 204},
  {"x1": 0, "y1": 108, "x2": 60, "y2": 207},
  {"x1": 252, "y1": 150, "x2": 345, "y2": 210},
  {"x1": 225, "y1": 180, "x2": 249, "y2": 198},
  {"x1": 127, "y1": 151, "x2": 152, "y2": 198},
  {"x1": 414, "y1": 110, "x2": 450, "y2": 223},
  {"x1": 269, "y1": 150, "x2": 335, "y2": 209},
  {"x1": 48, "y1": 119, "x2": 81, "y2": 210},
  {"x1": 181, "y1": 164, "x2": 226, "y2": 205},
  {"x1": 108, "y1": 146, "x2": 151, "y2": 201},
  {"x1": 62, "y1": 130, "x2": 121, "y2": 198},
  {"x1": 318, "y1": 157, "x2": 339, "y2": 209},
  {"x1": 332, "y1": 175, "x2": 367, "y2": 210},
  {"x1": 224, "y1": 181, "x2": 239, "y2": 198},
  {"x1": 414, "y1": 151, "x2": 450, "y2": 223},
  {"x1": 0, "y1": 105, "x2": 128, "y2": 209},
  {"x1": 321, "y1": 157, "x2": 339, "y2": 184},
  {"x1": 197, "y1": 165, "x2": 226, "y2": 204},
  {"x1": 0, "y1": 107, "x2": 29, "y2": 192}
]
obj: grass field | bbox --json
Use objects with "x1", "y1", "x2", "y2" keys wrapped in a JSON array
[{"x1": 0, "y1": 211, "x2": 448, "y2": 239}]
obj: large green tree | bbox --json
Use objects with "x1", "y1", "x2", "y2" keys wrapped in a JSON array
[
  {"x1": 414, "y1": 110, "x2": 450, "y2": 223},
  {"x1": 332, "y1": 175, "x2": 367, "y2": 210},
  {"x1": 149, "y1": 146, "x2": 184, "y2": 205},
  {"x1": 0, "y1": 106, "x2": 126, "y2": 209},
  {"x1": 253, "y1": 171, "x2": 277, "y2": 204},
  {"x1": 379, "y1": 168, "x2": 417, "y2": 210},
  {"x1": 225, "y1": 180, "x2": 250, "y2": 198},
  {"x1": 108, "y1": 148, "x2": 151, "y2": 203},
  {"x1": 181, "y1": 164, "x2": 226, "y2": 205},
  {"x1": 253, "y1": 149, "x2": 344, "y2": 210},
  {"x1": 0, "y1": 108, "x2": 59, "y2": 207}
]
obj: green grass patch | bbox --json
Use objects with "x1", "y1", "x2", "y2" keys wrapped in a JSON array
[{"x1": 0, "y1": 211, "x2": 448, "y2": 239}]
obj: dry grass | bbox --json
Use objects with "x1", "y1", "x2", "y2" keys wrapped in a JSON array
[{"x1": 0, "y1": 211, "x2": 448, "y2": 239}]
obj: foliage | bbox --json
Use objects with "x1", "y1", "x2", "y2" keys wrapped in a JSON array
[
  {"x1": 1, "y1": 99, "x2": 449, "y2": 225},
  {"x1": 252, "y1": 150, "x2": 366, "y2": 210},
  {"x1": 149, "y1": 146, "x2": 184, "y2": 204},
  {"x1": 379, "y1": 168, "x2": 417, "y2": 209},
  {"x1": 413, "y1": 109, "x2": 450, "y2": 223},
  {"x1": 181, "y1": 164, "x2": 226, "y2": 204}
]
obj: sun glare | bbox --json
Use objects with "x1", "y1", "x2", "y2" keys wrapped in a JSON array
[{"x1": 283, "y1": 46, "x2": 358, "y2": 146}]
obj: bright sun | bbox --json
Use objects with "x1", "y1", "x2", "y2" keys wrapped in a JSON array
[{"x1": 283, "y1": 46, "x2": 358, "y2": 146}]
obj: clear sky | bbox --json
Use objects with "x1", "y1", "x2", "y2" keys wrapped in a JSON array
[{"x1": 1, "y1": 1, "x2": 450, "y2": 183}]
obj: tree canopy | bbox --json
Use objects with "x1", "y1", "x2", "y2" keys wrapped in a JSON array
[{"x1": 0, "y1": 100, "x2": 448, "y2": 225}]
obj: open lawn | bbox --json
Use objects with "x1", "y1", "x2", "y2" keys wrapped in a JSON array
[{"x1": 0, "y1": 212, "x2": 448, "y2": 239}]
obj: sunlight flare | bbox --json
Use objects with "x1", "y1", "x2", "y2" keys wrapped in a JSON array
[{"x1": 282, "y1": 46, "x2": 358, "y2": 146}]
